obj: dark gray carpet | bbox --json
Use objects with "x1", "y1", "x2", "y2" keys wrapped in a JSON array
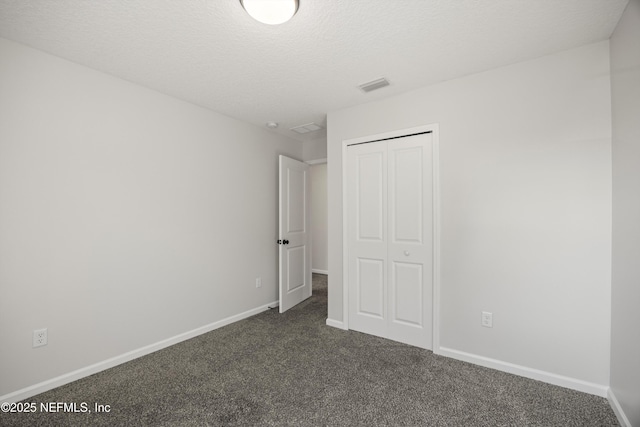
[{"x1": 1, "y1": 274, "x2": 619, "y2": 426}]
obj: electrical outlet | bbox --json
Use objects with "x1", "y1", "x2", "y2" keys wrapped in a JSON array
[
  {"x1": 255, "y1": 277, "x2": 262, "y2": 288},
  {"x1": 33, "y1": 328, "x2": 48, "y2": 348},
  {"x1": 481, "y1": 312, "x2": 493, "y2": 328}
]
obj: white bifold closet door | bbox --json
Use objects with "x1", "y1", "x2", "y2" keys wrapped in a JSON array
[{"x1": 347, "y1": 132, "x2": 433, "y2": 349}]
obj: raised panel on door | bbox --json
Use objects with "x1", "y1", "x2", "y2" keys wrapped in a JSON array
[
  {"x1": 357, "y1": 152, "x2": 385, "y2": 242},
  {"x1": 387, "y1": 133, "x2": 433, "y2": 349},
  {"x1": 356, "y1": 258, "x2": 384, "y2": 318},
  {"x1": 287, "y1": 168, "x2": 305, "y2": 234},
  {"x1": 286, "y1": 245, "x2": 305, "y2": 293},
  {"x1": 347, "y1": 141, "x2": 387, "y2": 336},
  {"x1": 391, "y1": 261, "x2": 423, "y2": 326},
  {"x1": 390, "y1": 145, "x2": 423, "y2": 244}
]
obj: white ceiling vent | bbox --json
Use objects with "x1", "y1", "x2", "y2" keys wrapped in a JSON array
[
  {"x1": 358, "y1": 77, "x2": 390, "y2": 93},
  {"x1": 290, "y1": 122, "x2": 323, "y2": 134}
]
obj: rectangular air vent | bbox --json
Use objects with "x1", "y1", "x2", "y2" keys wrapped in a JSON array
[
  {"x1": 290, "y1": 123, "x2": 323, "y2": 134},
  {"x1": 358, "y1": 77, "x2": 390, "y2": 93}
]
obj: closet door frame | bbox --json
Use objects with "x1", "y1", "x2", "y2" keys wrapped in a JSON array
[{"x1": 341, "y1": 123, "x2": 441, "y2": 350}]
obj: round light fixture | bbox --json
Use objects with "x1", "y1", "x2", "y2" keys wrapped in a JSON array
[
  {"x1": 240, "y1": 0, "x2": 299, "y2": 25},
  {"x1": 266, "y1": 121, "x2": 279, "y2": 129}
]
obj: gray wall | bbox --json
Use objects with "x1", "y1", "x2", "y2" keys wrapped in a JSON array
[
  {"x1": 310, "y1": 163, "x2": 328, "y2": 274},
  {"x1": 610, "y1": 0, "x2": 640, "y2": 425},
  {"x1": 303, "y1": 137, "x2": 327, "y2": 162},
  {"x1": 327, "y1": 41, "x2": 612, "y2": 393},
  {"x1": 0, "y1": 37, "x2": 301, "y2": 398}
]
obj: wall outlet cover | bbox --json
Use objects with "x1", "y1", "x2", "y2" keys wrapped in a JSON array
[
  {"x1": 33, "y1": 328, "x2": 48, "y2": 347},
  {"x1": 481, "y1": 312, "x2": 493, "y2": 328}
]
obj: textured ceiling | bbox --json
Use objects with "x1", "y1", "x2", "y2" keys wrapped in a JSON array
[{"x1": 0, "y1": 0, "x2": 629, "y2": 142}]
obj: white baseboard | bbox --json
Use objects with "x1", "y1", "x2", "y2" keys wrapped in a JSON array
[
  {"x1": 325, "y1": 318, "x2": 348, "y2": 330},
  {"x1": 436, "y1": 346, "x2": 608, "y2": 398},
  {"x1": 0, "y1": 300, "x2": 278, "y2": 404},
  {"x1": 608, "y1": 387, "x2": 632, "y2": 427},
  {"x1": 312, "y1": 269, "x2": 328, "y2": 275}
]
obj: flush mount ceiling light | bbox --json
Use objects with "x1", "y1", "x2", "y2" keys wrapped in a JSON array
[{"x1": 240, "y1": 0, "x2": 299, "y2": 25}]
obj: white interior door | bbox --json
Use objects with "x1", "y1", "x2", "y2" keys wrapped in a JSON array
[
  {"x1": 347, "y1": 132, "x2": 433, "y2": 349},
  {"x1": 279, "y1": 155, "x2": 311, "y2": 313},
  {"x1": 347, "y1": 140, "x2": 388, "y2": 337}
]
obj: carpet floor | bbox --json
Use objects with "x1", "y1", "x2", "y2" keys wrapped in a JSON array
[{"x1": 1, "y1": 274, "x2": 619, "y2": 426}]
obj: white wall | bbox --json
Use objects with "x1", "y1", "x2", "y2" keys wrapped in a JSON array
[
  {"x1": 327, "y1": 42, "x2": 612, "y2": 392},
  {"x1": 303, "y1": 137, "x2": 327, "y2": 162},
  {"x1": 610, "y1": 0, "x2": 640, "y2": 425},
  {"x1": 0, "y1": 38, "x2": 301, "y2": 398},
  {"x1": 310, "y1": 163, "x2": 328, "y2": 274}
]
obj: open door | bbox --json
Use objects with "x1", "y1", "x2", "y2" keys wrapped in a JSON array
[{"x1": 278, "y1": 155, "x2": 312, "y2": 313}]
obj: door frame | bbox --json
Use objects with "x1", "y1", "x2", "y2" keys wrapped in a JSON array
[{"x1": 341, "y1": 123, "x2": 441, "y2": 350}]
